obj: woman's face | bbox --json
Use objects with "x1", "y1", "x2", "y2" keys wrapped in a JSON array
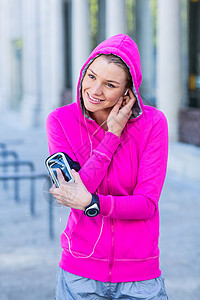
[{"x1": 81, "y1": 56, "x2": 127, "y2": 121}]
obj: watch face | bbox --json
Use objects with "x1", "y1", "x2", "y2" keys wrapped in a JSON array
[
  {"x1": 85, "y1": 203, "x2": 100, "y2": 217},
  {"x1": 86, "y1": 208, "x2": 99, "y2": 217}
]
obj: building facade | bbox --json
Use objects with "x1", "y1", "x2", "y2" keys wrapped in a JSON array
[{"x1": 0, "y1": 0, "x2": 199, "y2": 145}]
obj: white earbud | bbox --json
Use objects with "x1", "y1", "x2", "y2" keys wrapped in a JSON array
[{"x1": 124, "y1": 89, "x2": 129, "y2": 96}]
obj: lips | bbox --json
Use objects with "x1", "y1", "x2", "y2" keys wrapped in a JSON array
[{"x1": 87, "y1": 93, "x2": 104, "y2": 104}]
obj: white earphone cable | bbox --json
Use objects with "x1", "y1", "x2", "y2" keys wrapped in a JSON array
[{"x1": 60, "y1": 205, "x2": 104, "y2": 259}]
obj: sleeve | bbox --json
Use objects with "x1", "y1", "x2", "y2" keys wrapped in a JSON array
[
  {"x1": 46, "y1": 111, "x2": 121, "y2": 193},
  {"x1": 98, "y1": 110, "x2": 169, "y2": 220}
]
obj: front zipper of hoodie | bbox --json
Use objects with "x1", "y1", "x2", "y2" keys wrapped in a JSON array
[
  {"x1": 108, "y1": 218, "x2": 115, "y2": 282},
  {"x1": 107, "y1": 160, "x2": 115, "y2": 282}
]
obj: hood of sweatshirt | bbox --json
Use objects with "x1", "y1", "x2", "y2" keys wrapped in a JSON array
[{"x1": 76, "y1": 34, "x2": 144, "y2": 122}]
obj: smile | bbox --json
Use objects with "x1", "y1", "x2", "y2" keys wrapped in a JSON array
[{"x1": 87, "y1": 93, "x2": 104, "y2": 104}]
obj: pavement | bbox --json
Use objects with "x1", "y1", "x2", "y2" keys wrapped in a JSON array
[{"x1": 0, "y1": 112, "x2": 200, "y2": 300}]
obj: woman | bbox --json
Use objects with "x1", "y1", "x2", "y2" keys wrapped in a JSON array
[{"x1": 46, "y1": 34, "x2": 168, "y2": 299}]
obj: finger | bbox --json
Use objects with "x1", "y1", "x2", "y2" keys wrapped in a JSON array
[
  {"x1": 121, "y1": 101, "x2": 126, "y2": 108},
  {"x1": 49, "y1": 188, "x2": 60, "y2": 197},
  {"x1": 120, "y1": 97, "x2": 135, "y2": 111},
  {"x1": 49, "y1": 183, "x2": 56, "y2": 191},
  {"x1": 49, "y1": 184, "x2": 57, "y2": 193},
  {"x1": 125, "y1": 95, "x2": 136, "y2": 108},
  {"x1": 57, "y1": 199, "x2": 64, "y2": 205},
  {"x1": 128, "y1": 90, "x2": 136, "y2": 101},
  {"x1": 49, "y1": 187, "x2": 54, "y2": 194},
  {"x1": 56, "y1": 168, "x2": 66, "y2": 184},
  {"x1": 57, "y1": 198, "x2": 70, "y2": 207},
  {"x1": 111, "y1": 97, "x2": 123, "y2": 112},
  {"x1": 122, "y1": 96, "x2": 130, "y2": 105},
  {"x1": 71, "y1": 169, "x2": 81, "y2": 183},
  {"x1": 127, "y1": 89, "x2": 136, "y2": 101},
  {"x1": 128, "y1": 89, "x2": 135, "y2": 98}
]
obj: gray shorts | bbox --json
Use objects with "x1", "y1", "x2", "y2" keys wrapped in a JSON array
[{"x1": 55, "y1": 266, "x2": 168, "y2": 300}]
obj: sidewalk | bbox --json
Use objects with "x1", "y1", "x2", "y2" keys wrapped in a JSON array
[
  {"x1": 0, "y1": 113, "x2": 63, "y2": 300},
  {"x1": 0, "y1": 113, "x2": 200, "y2": 300},
  {"x1": 159, "y1": 172, "x2": 200, "y2": 299}
]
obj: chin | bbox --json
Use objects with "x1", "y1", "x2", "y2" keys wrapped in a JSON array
[
  {"x1": 83, "y1": 97, "x2": 100, "y2": 112},
  {"x1": 83, "y1": 101, "x2": 96, "y2": 112}
]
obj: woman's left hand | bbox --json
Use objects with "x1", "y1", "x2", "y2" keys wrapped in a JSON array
[{"x1": 49, "y1": 169, "x2": 92, "y2": 210}]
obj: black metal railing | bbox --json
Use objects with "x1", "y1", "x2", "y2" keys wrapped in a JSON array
[
  {"x1": 0, "y1": 160, "x2": 35, "y2": 206},
  {"x1": 0, "y1": 146, "x2": 54, "y2": 239},
  {"x1": 0, "y1": 149, "x2": 19, "y2": 190},
  {"x1": 0, "y1": 171, "x2": 54, "y2": 239}
]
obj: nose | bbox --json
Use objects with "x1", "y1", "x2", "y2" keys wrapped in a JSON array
[{"x1": 91, "y1": 82, "x2": 102, "y2": 96}]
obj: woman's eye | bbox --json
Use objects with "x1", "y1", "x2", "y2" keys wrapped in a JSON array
[
  {"x1": 88, "y1": 74, "x2": 95, "y2": 79},
  {"x1": 107, "y1": 82, "x2": 115, "y2": 88}
]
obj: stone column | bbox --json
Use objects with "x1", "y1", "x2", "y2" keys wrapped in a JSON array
[
  {"x1": 136, "y1": 0, "x2": 154, "y2": 103},
  {"x1": 157, "y1": 0, "x2": 182, "y2": 141},
  {"x1": 21, "y1": 0, "x2": 41, "y2": 126},
  {"x1": 39, "y1": 0, "x2": 65, "y2": 122},
  {"x1": 0, "y1": 0, "x2": 11, "y2": 111},
  {"x1": 21, "y1": 0, "x2": 65, "y2": 126},
  {"x1": 105, "y1": 0, "x2": 127, "y2": 38},
  {"x1": 97, "y1": 0, "x2": 106, "y2": 43},
  {"x1": 71, "y1": 0, "x2": 90, "y2": 101}
]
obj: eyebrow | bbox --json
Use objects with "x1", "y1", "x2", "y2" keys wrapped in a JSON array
[{"x1": 88, "y1": 68, "x2": 120, "y2": 85}]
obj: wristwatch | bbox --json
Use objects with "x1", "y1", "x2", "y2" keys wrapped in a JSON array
[{"x1": 84, "y1": 194, "x2": 100, "y2": 217}]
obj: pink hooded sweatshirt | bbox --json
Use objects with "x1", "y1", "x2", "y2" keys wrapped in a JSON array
[{"x1": 46, "y1": 34, "x2": 168, "y2": 283}]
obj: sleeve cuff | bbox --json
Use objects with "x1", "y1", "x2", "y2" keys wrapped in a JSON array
[{"x1": 98, "y1": 194, "x2": 114, "y2": 217}]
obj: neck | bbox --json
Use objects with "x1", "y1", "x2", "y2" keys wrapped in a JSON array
[{"x1": 89, "y1": 111, "x2": 108, "y2": 130}]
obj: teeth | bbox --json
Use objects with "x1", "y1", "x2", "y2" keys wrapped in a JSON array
[{"x1": 89, "y1": 94, "x2": 101, "y2": 102}]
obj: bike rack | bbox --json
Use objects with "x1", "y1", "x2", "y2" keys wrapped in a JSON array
[
  {"x1": 0, "y1": 172, "x2": 54, "y2": 239},
  {"x1": 0, "y1": 145, "x2": 55, "y2": 239},
  {"x1": 0, "y1": 161, "x2": 35, "y2": 204},
  {"x1": 0, "y1": 150, "x2": 19, "y2": 190}
]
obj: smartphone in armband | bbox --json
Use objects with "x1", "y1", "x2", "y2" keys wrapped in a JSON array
[{"x1": 45, "y1": 152, "x2": 74, "y2": 187}]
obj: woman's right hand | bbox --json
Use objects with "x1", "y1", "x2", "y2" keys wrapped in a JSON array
[{"x1": 107, "y1": 90, "x2": 136, "y2": 138}]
